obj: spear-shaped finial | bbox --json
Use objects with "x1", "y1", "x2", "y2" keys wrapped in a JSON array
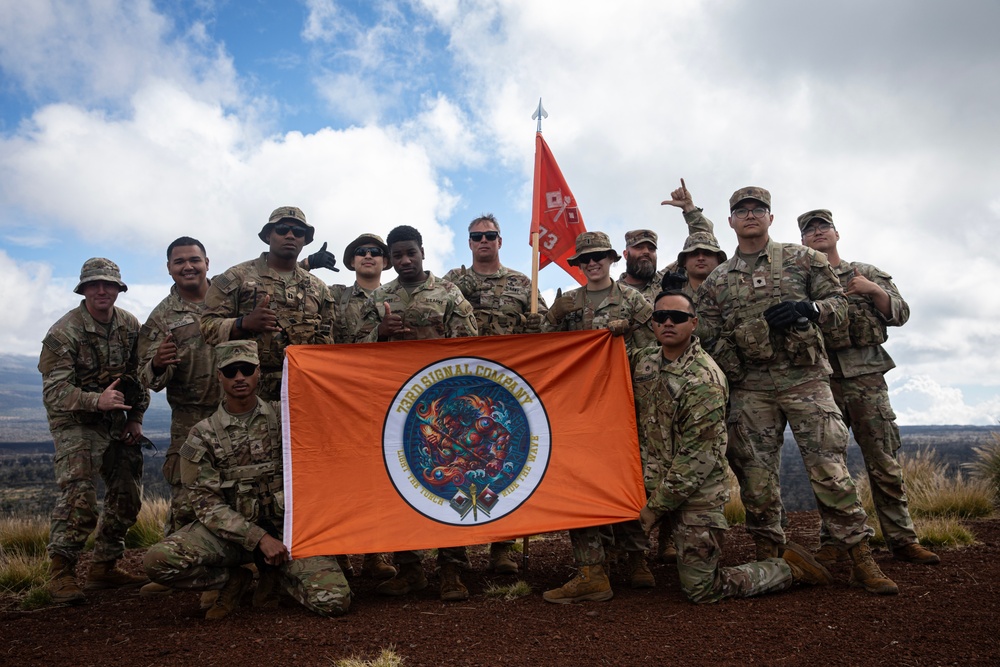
[{"x1": 531, "y1": 97, "x2": 548, "y2": 133}]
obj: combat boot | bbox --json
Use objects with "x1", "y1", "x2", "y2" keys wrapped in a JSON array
[
  {"x1": 893, "y1": 542, "x2": 941, "y2": 565},
  {"x1": 439, "y1": 562, "x2": 469, "y2": 601},
  {"x1": 656, "y1": 531, "x2": 677, "y2": 563},
  {"x1": 488, "y1": 543, "x2": 519, "y2": 575},
  {"x1": 85, "y1": 559, "x2": 148, "y2": 590},
  {"x1": 139, "y1": 582, "x2": 175, "y2": 596},
  {"x1": 542, "y1": 564, "x2": 613, "y2": 604},
  {"x1": 628, "y1": 551, "x2": 655, "y2": 589},
  {"x1": 782, "y1": 543, "x2": 834, "y2": 585},
  {"x1": 336, "y1": 554, "x2": 354, "y2": 577},
  {"x1": 361, "y1": 553, "x2": 397, "y2": 580},
  {"x1": 754, "y1": 538, "x2": 782, "y2": 561},
  {"x1": 199, "y1": 590, "x2": 219, "y2": 610},
  {"x1": 47, "y1": 555, "x2": 86, "y2": 605},
  {"x1": 205, "y1": 567, "x2": 253, "y2": 620},
  {"x1": 375, "y1": 561, "x2": 428, "y2": 596},
  {"x1": 848, "y1": 540, "x2": 899, "y2": 595},
  {"x1": 813, "y1": 544, "x2": 849, "y2": 569}
]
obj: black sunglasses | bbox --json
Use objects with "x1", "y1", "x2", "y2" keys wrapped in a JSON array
[
  {"x1": 273, "y1": 223, "x2": 307, "y2": 238},
  {"x1": 651, "y1": 309, "x2": 694, "y2": 324},
  {"x1": 469, "y1": 231, "x2": 499, "y2": 242},
  {"x1": 220, "y1": 362, "x2": 258, "y2": 379},
  {"x1": 577, "y1": 251, "x2": 609, "y2": 265},
  {"x1": 354, "y1": 246, "x2": 385, "y2": 257}
]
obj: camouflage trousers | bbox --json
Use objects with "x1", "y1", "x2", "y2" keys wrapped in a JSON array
[
  {"x1": 570, "y1": 520, "x2": 650, "y2": 566},
  {"x1": 144, "y1": 522, "x2": 351, "y2": 617},
  {"x1": 47, "y1": 421, "x2": 143, "y2": 563},
  {"x1": 727, "y1": 378, "x2": 873, "y2": 548},
  {"x1": 827, "y1": 372, "x2": 917, "y2": 551},
  {"x1": 162, "y1": 405, "x2": 216, "y2": 536},
  {"x1": 393, "y1": 547, "x2": 468, "y2": 567},
  {"x1": 670, "y1": 507, "x2": 792, "y2": 604}
]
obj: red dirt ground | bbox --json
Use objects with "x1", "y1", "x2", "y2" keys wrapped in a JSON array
[{"x1": 2, "y1": 512, "x2": 998, "y2": 666}]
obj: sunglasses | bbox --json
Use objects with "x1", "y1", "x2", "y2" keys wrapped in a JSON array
[
  {"x1": 577, "y1": 251, "x2": 609, "y2": 265},
  {"x1": 220, "y1": 362, "x2": 258, "y2": 379},
  {"x1": 651, "y1": 309, "x2": 694, "y2": 324},
  {"x1": 273, "y1": 223, "x2": 307, "y2": 238},
  {"x1": 469, "y1": 231, "x2": 500, "y2": 242},
  {"x1": 354, "y1": 246, "x2": 385, "y2": 257}
]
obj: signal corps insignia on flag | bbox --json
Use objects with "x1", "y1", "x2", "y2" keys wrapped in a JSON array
[{"x1": 383, "y1": 356, "x2": 551, "y2": 525}]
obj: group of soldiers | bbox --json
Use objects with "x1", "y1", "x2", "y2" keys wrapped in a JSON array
[{"x1": 38, "y1": 180, "x2": 939, "y2": 619}]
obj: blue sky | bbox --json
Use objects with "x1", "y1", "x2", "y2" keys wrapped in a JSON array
[{"x1": 1, "y1": 0, "x2": 999, "y2": 424}]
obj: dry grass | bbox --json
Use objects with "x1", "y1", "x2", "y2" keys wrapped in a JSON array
[
  {"x1": 125, "y1": 496, "x2": 169, "y2": 549},
  {"x1": 330, "y1": 647, "x2": 405, "y2": 667},
  {"x1": 963, "y1": 433, "x2": 1000, "y2": 502},
  {"x1": 483, "y1": 579, "x2": 532, "y2": 600},
  {"x1": 724, "y1": 468, "x2": 745, "y2": 525},
  {"x1": 0, "y1": 551, "x2": 50, "y2": 593},
  {"x1": 0, "y1": 515, "x2": 49, "y2": 558}
]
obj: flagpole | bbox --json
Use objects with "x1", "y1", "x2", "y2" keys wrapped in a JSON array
[{"x1": 529, "y1": 98, "x2": 547, "y2": 315}]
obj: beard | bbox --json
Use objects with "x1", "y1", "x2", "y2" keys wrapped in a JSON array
[{"x1": 626, "y1": 256, "x2": 656, "y2": 282}]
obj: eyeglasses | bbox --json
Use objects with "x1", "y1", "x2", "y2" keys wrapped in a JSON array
[
  {"x1": 220, "y1": 362, "x2": 258, "y2": 379},
  {"x1": 651, "y1": 309, "x2": 694, "y2": 324},
  {"x1": 273, "y1": 223, "x2": 307, "y2": 238},
  {"x1": 577, "y1": 251, "x2": 609, "y2": 265},
  {"x1": 802, "y1": 222, "x2": 834, "y2": 236},
  {"x1": 354, "y1": 246, "x2": 385, "y2": 257},
  {"x1": 732, "y1": 208, "x2": 770, "y2": 220},
  {"x1": 469, "y1": 231, "x2": 499, "y2": 242}
]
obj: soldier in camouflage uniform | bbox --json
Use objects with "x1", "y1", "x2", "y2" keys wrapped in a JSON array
[
  {"x1": 137, "y1": 238, "x2": 220, "y2": 542},
  {"x1": 799, "y1": 209, "x2": 939, "y2": 566},
  {"x1": 696, "y1": 186, "x2": 897, "y2": 595},
  {"x1": 39, "y1": 258, "x2": 150, "y2": 604},
  {"x1": 656, "y1": 179, "x2": 726, "y2": 302},
  {"x1": 443, "y1": 213, "x2": 549, "y2": 575},
  {"x1": 542, "y1": 231, "x2": 655, "y2": 598},
  {"x1": 143, "y1": 341, "x2": 351, "y2": 619},
  {"x1": 200, "y1": 206, "x2": 337, "y2": 401},
  {"x1": 356, "y1": 225, "x2": 479, "y2": 602}
]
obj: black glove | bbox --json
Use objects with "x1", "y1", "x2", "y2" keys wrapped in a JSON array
[
  {"x1": 307, "y1": 242, "x2": 339, "y2": 272},
  {"x1": 763, "y1": 300, "x2": 819, "y2": 329},
  {"x1": 661, "y1": 269, "x2": 687, "y2": 292}
]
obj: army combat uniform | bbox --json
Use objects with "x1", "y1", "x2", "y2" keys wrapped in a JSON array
[
  {"x1": 143, "y1": 395, "x2": 350, "y2": 616},
  {"x1": 40, "y1": 301, "x2": 149, "y2": 564},
  {"x1": 356, "y1": 272, "x2": 478, "y2": 343},
  {"x1": 442, "y1": 265, "x2": 549, "y2": 334},
  {"x1": 138, "y1": 285, "x2": 220, "y2": 533},
  {"x1": 541, "y1": 281, "x2": 656, "y2": 350},
  {"x1": 200, "y1": 253, "x2": 336, "y2": 400},
  {"x1": 821, "y1": 259, "x2": 919, "y2": 552},
  {"x1": 696, "y1": 238, "x2": 873, "y2": 552},
  {"x1": 618, "y1": 209, "x2": 715, "y2": 304},
  {"x1": 329, "y1": 282, "x2": 373, "y2": 344}
]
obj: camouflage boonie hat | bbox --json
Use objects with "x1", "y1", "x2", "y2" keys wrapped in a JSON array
[
  {"x1": 729, "y1": 186, "x2": 771, "y2": 211},
  {"x1": 677, "y1": 231, "x2": 727, "y2": 266},
  {"x1": 74, "y1": 257, "x2": 128, "y2": 294},
  {"x1": 797, "y1": 208, "x2": 835, "y2": 233},
  {"x1": 567, "y1": 231, "x2": 622, "y2": 266},
  {"x1": 215, "y1": 340, "x2": 259, "y2": 369},
  {"x1": 259, "y1": 205, "x2": 316, "y2": 245},
  {"x1": 343, "y1": 233, "x2": 390, "y2": 271},
  {"x1": 624, "y1": 229, "x2": 658, "y2": 249}
]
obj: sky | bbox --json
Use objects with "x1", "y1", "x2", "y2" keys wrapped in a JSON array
[{"x1": 1, "y1": 0, "x2": 998, "y2": 425}]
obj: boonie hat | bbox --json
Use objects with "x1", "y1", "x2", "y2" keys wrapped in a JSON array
[
  {"x1": 677, "y1": 232, "x2": 728, "y2": 266},
  {"x1": 215, "y1": 340, "x2": 259, "y2": 369},
  {"x1": 624, "y1": 229, "x2": 658, "y2": 249},
  {"x1": 74, "y1": 258, "x2": 128, "y2": 294},
  {"x1": 567, "y1": 231, "x2": 622, "y2": 266},
  {"x1": 343, "y1": 233, "x2": 390, "y2": 271},
  {"x1": 796, "y1": 209, "x2": 835, "y2": 233},
  {"x1": 259, "y1": 206, "x2": 316, "y2": 245},
  {"x1": 729, "y1": 186, "x2": 771, "y2": 211}
]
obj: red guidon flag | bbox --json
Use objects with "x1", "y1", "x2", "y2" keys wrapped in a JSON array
[
  {"x1": 281, "y1": 330, "x2": 643, "y2": 558},
  {"x1": 530, "y1": 131, "x2": 587, "y2": 285}
]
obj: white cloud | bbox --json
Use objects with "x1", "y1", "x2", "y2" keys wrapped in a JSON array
[{"x1": 890, "y1": 376, "x2": 1000, "y2": 426}]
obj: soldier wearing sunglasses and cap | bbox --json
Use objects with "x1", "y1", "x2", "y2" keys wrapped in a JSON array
[
  {"x1": 330, "y1": 233, "x2": 391, "y2": 344},
  {"x1": 200, "y1": 206, "x2": 338, "y2": 400},
  {"x1": 696, "y1": 186, "x2": 897, "y2": 595},
  {"x1": 798, "y1": 209, "x2": 939, "y2": 568},
  {"x1": 39, "y1": 258, "x2": 151, "y2": 604}
]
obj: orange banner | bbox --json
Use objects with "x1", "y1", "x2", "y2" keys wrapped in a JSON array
[
  {"x1": 530, "y1": 132, "x2": 587, "y2": 285},
  {"x1": 282, "y1": 330, "x2": 644, "y2": 558}
]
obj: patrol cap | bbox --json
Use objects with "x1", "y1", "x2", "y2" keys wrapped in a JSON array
[
  {"x1": 797, "y1": 209, "x2": 835, "y2": 233},
  {"x1": 677, "y1": 231, "x2": 728, "y2": 266},
  {"x1": 259, "y1": 206, "x2": 316, "y2": 245},
  {"x1": 215, "y1": 340, "x2": 259, "y2": 369},
  {"x1": 624, "y1": 229, "x2": 658, "y2": 249},
  {"x1": 567, "y1": 231, "x2": 622, "y2": 266},
  {"x1": 74, "y1": 258, "x2": 128, "y2": 294},
  {"x1": 343, "y1": 233, "x2": 390, "y2": 271},
  {"x1": 729, "y1": 186, "x2": 771, "y2": 211}
]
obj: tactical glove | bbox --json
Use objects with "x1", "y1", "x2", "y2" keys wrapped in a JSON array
[
  {"x1": 545, "y1": 289, "x2": 580, "y2": 325},
  {"x1": 763, "y1": 300, "x2": 819, "y2": 329},
  {"x1": 523, "y1": 312, "x2": 544, "y2": 334},
  {"x1": 660, "y1": 269, "x2": 688, "y2": 292},
  {"x1": 306, "y1": 242, "x2": 339, "y2": 272},
  {"x1": 607, "y1": 319, "x2": 631, "y2": 337}
]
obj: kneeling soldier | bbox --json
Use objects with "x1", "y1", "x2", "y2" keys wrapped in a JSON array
[{"x1": 143, "y1": 341, "x2": 350, "y2": 619}]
